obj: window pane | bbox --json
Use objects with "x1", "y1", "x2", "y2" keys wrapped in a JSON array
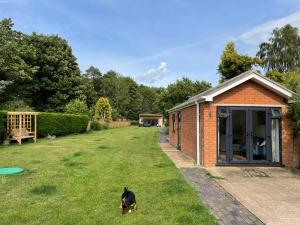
[
  {"x1": 252, "y1": 111, "x2": 267, "y2": 161},
  {"x1": 218, "y1": 117, "x2": 227, "y2": 161},
  {"x1": 232, "y1": 110, "x2": 247, "y2": 161},
  {"x1": 272, "y1": 119, "x2": 280, "y2": 162}
]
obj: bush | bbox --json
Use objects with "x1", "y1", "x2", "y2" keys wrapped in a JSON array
[
  {"x1": 37, "y1": 113, "x2": 89, "y2": 137},
  {"x1": 1, "y1": 100, "x2": 33, "y2": 112},
  {"x1": 64, "y1": 99, "x2": 89, "y2": 115},
  {"x1": 0, "y1": 111, "x2": 7, "y2": 143},
  {"x1": 94, "y1": 97, "x2": 112, "y2": 123},
  {"x1": 91, "y1": 121, "x2": 108, "y2": 131},
  {"x1": 130, "y1": 120, "x2": 139, "y2": 126}
]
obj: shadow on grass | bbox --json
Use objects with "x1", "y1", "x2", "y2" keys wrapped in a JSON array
[
  {"x1": 154, "y1": 163, "x2": 172, "y2": 168},
  {"x1": 64, "y1": 162, "x2": 85, "y2": 168},
  {"x1": 98, "y1": 145, "x2": 108, "y2": 150},
  {"x1": 73, "y1": 152, "x2": 83, "y2": 157},
  {"x1": 61, "y1": 157, "x2": 70, "y2": 162},
  {"x1": 30, "y1": 185, "x2": 57, "y2": 195}
]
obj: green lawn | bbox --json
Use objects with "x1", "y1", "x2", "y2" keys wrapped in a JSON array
[{"x1": 0, "y1": 126, "x2": 216, "y2": 225}]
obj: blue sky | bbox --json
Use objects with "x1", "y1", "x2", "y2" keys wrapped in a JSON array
[{"x1": 1, "y1": 0, "x2": 300, "y2": 87}]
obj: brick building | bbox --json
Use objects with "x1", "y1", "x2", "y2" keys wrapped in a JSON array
[{"x1": 168, "y1": 70, "x2": 299, "y2": 167}]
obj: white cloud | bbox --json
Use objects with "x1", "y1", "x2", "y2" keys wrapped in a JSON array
[
  {"x1": 239, "y1": 10, "x2": 300, "y2": 45},
  {"x1": 136, "y1": 62, "x2": 168, "y2": 84}
]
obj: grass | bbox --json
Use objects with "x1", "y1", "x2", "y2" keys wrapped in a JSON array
[{"x1": 0, "y1": 126, "x2": 216, "y2": 225}]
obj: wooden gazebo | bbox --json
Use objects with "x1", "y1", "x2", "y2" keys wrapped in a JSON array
[{"x1": 6, "y1": 112, "x2": 38, "y2": 144}]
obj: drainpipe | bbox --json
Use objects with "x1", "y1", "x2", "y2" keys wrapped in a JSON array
[{"x1": 196, "y1": 102, "x2": 200, "y2": 166}]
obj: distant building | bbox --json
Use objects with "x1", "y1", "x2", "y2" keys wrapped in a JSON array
[{"x1": 139, "y1": 114, "x2": 163, "y2": 127}]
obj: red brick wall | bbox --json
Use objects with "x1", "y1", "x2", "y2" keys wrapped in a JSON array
[
  {"x1": 169, "y1": 80, "x2": 297, "y2": 168},
  {"x1": 203, "y1": 80, "x2": 295, "y2": 167},
  {"x1": 169, "y1": 112, "x2": 178, "y2": 147},
  {"x1": 180, "y1": 105, "x2": 197, "y2": 160},
  {"x1": 213, "y1": 80, "x2": 285, "y2": 105}
]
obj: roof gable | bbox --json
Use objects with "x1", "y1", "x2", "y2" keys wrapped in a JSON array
[{"x1": 168, "y1": 70, "x2": 294, "y2": 112}]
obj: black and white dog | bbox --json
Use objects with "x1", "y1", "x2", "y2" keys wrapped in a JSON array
[{"x1": 120, "y1": 187, "x2": 137, "y2": 214}]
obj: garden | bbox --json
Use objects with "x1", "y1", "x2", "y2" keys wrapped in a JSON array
[{"x1": 0, "y1": 126, "x2": 216, "y2": 225}]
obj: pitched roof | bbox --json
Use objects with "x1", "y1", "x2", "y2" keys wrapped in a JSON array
[{"x1": 168, "y1": 70, "x2": 294, "y2": 112}]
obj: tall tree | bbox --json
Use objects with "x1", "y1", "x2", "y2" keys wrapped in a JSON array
[
  {"x1": 0, "y1": 18, "x2": 38, "y2": 104},
  {"x1": 126, "y1": 77, "x2": 143, "y2": 120},
  {"x1": 257, "y1": 24, "x2": 300, "y2": 73},
  {"x1": 83, "y1": 66, "x2": 102, "y2": 98},
  {"x1": 218, "y1": 41, "x2": 260, "y2": 82},
  {"x1": 26, "y1": 33, "x2": 83, "y2": 111},
  {"x1": 139, "y1": 85, "x2": 161, "y2": 114}
]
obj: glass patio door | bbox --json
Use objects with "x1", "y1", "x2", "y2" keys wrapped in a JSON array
[{"x1": 226, "y1": 107, "x2": 272, "y2": 163}]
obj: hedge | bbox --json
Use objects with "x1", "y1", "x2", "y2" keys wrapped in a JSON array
[
  {"x1": 91, "y1": 121, "x2": 108, "y2": 131},
  {"x1": 0, "y1": 111, "x2": 7, "y2": 143},
  {"x1": 37, "y1": 113, "x2": 89, "y2": 137}
]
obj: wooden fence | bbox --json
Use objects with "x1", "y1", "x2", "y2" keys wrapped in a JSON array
[{"x1": 108, "y1": 121, "x2": 131, "y2": 129}]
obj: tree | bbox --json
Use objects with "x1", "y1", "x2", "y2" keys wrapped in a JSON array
[
  {"x1": 265, "y1": 70, "x2": 285, "y2": 84},
  {"x1": 218, "y1": 41, "x2": 260, "y2": 82},
  {"x1": 83, "y1": 66, "x2": 102, "y2": 98},
  {"x1": 0, "y1": 80, "x2": 12, "y2": 94},
  {"x1": 94, "y1": 97, "x2": 112, "y2": 123},
  {"x1": 26, "y1": 33, "x2": 83, "y2": 112},
  {"x1": 290, "y1": 93, "x2": 300, "y2": 137},
  {"x1": 158, "y1": 77, "x2": 211, "y2": 117},
  {"x1": 257, "y1": 24, "x2": 300, "y2": 73},
  {"x1": 65, "y1": 99, "x2": 89, "y2": 115},
  {"x1": 125, "y1": 77, "x2": 143, "y2": 120},
  {"x1": 0, "y1": 18, "x2": 38, "y2": 104},
  {"x1": 139, "y1": 85, "x2": 161, "y2": 114}
]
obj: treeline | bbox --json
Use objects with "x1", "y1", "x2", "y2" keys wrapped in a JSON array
[
  {"x1": 0, "y1": 18, "x2": 211, "y2": 120},
  {"x1": 4, "y1": 16, "x2": 300, "y2": 126}
]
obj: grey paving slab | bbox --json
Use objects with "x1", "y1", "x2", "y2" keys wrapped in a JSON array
[{"x1": 181, "y1": 167, "x2": 264, "y2": 225}]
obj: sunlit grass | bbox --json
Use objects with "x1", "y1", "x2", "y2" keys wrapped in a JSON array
[{"x1": 0, "y1": 126, "x2": 216, "y2": 225}]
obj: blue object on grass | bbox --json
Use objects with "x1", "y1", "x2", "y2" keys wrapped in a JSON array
[{"x1": 0, "y1": 167, "x2": 24, "y2": 175}]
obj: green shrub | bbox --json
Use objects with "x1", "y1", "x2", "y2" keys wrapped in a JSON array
[
  {"x1": 64, "y1": 99, "x2": 89, "y2": 115},
  {"x1": 1, "y1": 100, "x2": 33, "y2": 112},
  {"x1": 91, "y1": 121, "x2": 102, "y2": 130},
  {"x1": 130, "y1": 120, "x2": 139, "y2": 126},
  {"x1": 91, "y1": 121, "x2": 108, "y2": 131},
  {"x1": 0, "y1": 111, "x2": 7, "y2": 143},
  {"x1": 37, "y1": 113, "x2": 89, "y2": 137}
]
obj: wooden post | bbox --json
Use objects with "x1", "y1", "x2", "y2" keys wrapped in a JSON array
[{"x1": 18, "y1": 114, "x2": 22, "y2": 144}]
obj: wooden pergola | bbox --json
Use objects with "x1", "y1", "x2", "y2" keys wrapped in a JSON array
[{"x1": 6, "y1": 112, "x2": 38, "y2": 144}]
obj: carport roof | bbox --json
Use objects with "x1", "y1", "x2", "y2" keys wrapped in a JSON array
[{"x1": 139, "y1": 114, "x2": 163, "y2": 117}]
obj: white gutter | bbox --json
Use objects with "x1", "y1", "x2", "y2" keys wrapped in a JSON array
[{"x1": 196, "y1": 101, "x2": 200, "y2": 166}]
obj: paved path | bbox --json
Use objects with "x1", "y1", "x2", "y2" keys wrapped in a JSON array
[
  {"x1": 207, "y1": 167, "x2": 300, "y2": 225},
  {"x1": 159, "y1": 142, "x2": 263, "y2": 225},
  {"x1": 182, "y1": 168, "x2": 264, "y2": 225},
  {"x1": 158, "y1": 128, "x2": 169, "y2": 143}
]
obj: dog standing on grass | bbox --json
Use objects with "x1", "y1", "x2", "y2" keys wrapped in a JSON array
[{"x1": 120, "y1": 187, "x2": 137, "y2": 214}]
